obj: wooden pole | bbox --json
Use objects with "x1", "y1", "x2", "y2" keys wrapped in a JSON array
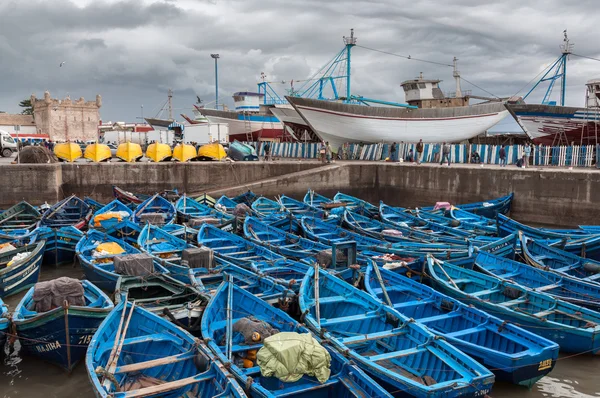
[
  {"x1": 371, "y1": 261, "x2": 393, "y2": 307},
  {"x1": 314, "y1": 263, "x2": 320, "y2": 328},
  {"x1": 225, "y1": 274, "x2": 233, "y2": 361}
]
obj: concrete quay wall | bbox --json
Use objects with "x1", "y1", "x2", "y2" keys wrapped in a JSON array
[{"x1": 1, "y1": 161, "x2": 598, "y2": 226}]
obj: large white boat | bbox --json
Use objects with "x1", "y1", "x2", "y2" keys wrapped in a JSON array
[{"x1": 286, "y1": 74, "x2": 508, "y2": 150}]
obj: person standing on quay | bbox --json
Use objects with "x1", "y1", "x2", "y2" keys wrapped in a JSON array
[
  {"x1": 319, "y1": 141, "x2": 326, "y2": 164},
  {"x1": 440, "y1": 142, "x2": 451, "y2": 166},
  {"x1": 325, "y1": 141, "x2": 332, "y2": 163},
  {"x1": 416, "y1": 139, "x2": 424, "y2": 164},
  {"x1": 263, "y1": 141, "x2": 271, "y2": 161},
  {"x1": 523, "y1": 143, "x2": 532, "y2": 168},
  {"x1": 390, "y1": 142, "x2": 397, "y2": 162},
  {"x1": 499, "y1": 144, "x2": 507, "y2": 167}
]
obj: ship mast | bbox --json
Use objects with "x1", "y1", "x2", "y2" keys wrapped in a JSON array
[
  {"x1": 559, "y1": 30, "x2": 573, "y2": 106},
  {"x1": 452, "y1": 57, "x2": 462, "y2": 98},
  {"x1": 343, "y1": 29, "x2": 357, "y2": 100},
  {"x1": 168, "y1": 88, "x2": 173, "y2": 120}
]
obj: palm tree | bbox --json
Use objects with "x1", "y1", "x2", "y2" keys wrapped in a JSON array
[{"x1": 19, "y1": 99, "x2": 33, "y2": 115}]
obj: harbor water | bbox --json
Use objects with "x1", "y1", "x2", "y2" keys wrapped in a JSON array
[{"x1": 0, "y1": 263, "x2": 597, "y2": 398}]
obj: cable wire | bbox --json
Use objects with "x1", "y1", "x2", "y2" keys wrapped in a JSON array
[{"x1": 356, "y1": 45, "x2": 453, "y2": 67}]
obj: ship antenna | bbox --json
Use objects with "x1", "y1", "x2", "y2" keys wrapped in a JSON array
[{"x1": 453, "y1": 57, "x2": 462, "y2": 98}]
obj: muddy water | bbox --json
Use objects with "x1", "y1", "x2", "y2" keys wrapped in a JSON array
[{"x1": 1, "y1": 265, "x2": 598, "y2": 398}]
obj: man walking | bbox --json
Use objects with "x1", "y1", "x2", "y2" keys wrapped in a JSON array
[
  {"x1": 523, "y1": 143, "x2": 532, "y2": 168},
  {"x1": 263, "y1": 141, "x2": 271, "y2": 161},
  {"x1": 390, "y1": 142, "x2": 397, "y2": 162},
  {"x1": 416, "y1": 139, "x2": 424, "y2": 164},
  {"x1": 440, "y1": 142, "x2": 451, "y2": 166},
  {"x1": 499, "y1": 144, "x2": 507, "y2": 167}
]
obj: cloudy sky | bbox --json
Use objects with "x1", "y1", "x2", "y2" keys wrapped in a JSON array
[{"x1": 1, "y1": 0, "x2": 598, "y2": 132}]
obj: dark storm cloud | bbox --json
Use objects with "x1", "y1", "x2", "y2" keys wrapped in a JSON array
[{"x1": 0, "y1": 0, "x2": 598, "y2": 124}]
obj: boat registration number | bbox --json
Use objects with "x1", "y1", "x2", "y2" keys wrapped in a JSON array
[
  {"x1": 59, "y1": 237, "x2": 72, "y2": 243},
  {"x1": 538, "y1": 359, "x2": 553, "y2": 371},
  {"x1": 474, "y1": 389, "x2": 489, "y2": 397}
]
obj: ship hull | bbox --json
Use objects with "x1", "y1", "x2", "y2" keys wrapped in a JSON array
[
  {"x1": 199, "y1": 109, "x2": 286, "y2": 141},
  {"x1": 287, "y1": 97, "x2": 508, "y2": 150},
  {"x1": 506, "y1": 104, "x2": 600, "y2": 145}
]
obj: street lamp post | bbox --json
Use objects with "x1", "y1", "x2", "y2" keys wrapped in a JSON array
[{"x1": 211, "y1": 54, "x2": 220, "y2": 110}]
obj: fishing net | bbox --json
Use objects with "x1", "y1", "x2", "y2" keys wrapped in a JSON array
[
  {"x1": 15, "y1": 146, "x2": 58, "y2": 163},
  {"x1": 229, "y1": 316, "x2": 279, "y2": 345},
  {"x1": 187, "y1": 217, "x2": 222, "y2": 228},
  {"x1": 114, "y1": 253, "x2": 155, "y2": 276},
  {"x1": 139, "y1": 213, "x2": 166, "y2": 225},
  {"x1": 233, "y1": 203, "x2": 252, "y2": 218},
  {"x1": 182, "y1": 246, "x2": 214, "y2": 269},
  {"x1": 315, "y1": 249, "x2": 347, "y2": 268},
  {"x1": 33, "y1": 277, "x2": 85, "y2": 312}
]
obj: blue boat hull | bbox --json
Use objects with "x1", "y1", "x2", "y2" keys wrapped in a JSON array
[
  {"x1": 80, "y1": 259, "x2": 120, "y2": 292},
  {"x1": 38, "y1": 228, "x2": 83, "y2": 266},
  {"x1": 0, "y1": 242, "x2": 45, "y2": 298}
]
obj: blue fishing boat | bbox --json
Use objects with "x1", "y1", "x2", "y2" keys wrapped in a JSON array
[
  {"x1": 137, "y1": 224, "x2": 204, "y2": 284},
  {"x1": 413, "y1": 209, "x2": 496, "y2": 236},
  {"x1": 263, "y1": 213, "x2": 304, "y2": 235},
  {"x1": 580, "y1": 225, "x2": 600, "y2": 234},
  {"x1": 279, "y1": 195, "x2": 325, "y2": 218},
  {"x1": 498, "y1": 214, "x2": 600, "y2": 259},
  {"x1": 77, "y1": 230, "x2": 167, "y2": 292},
  {"x1": 0, "y1": 299, "x2": 8, "y2": 349},
  {"x1": 13, "y1": 278, "x2": 113, "y2": 371},
  {"x1": 298, "y1": 266, "x2": 495, "y2": 397},
  {"x1": 84, "y1": 197, "x2": 105, "y2": 213},
  {"x1": 40, "y1": 195, "x2": 92, "y2": 230},
  {"x1": 161, "y1": 223, "x2": 204, "y2": 244},
  {"x1": 0, "y1": 228, "x2": 38, "y2": 245},
  {"x1": 175, "y1": 194, "x2": 235, "y2": 230},
  {"x1": 229, "y1": 140, "x2": 259, "y2": 161},
  {"x1": 202, "y1": 277, "x2": 394, "y2": 398},
  {"x1": 104, "y1": 219, "x2": 142, "y2": 247},
  {"x1": 86, "y1": 300, "x2": 247, "y2": 398},
  {"x1": 422, "y1": 193, "x2": 514, "y2": 218},
  {"x1": 342, "y1": 209, "x2": 468, "y2": 245},
  {"x1": 250, "y1": 259, "x2": 311, "y2": 293},
  {"x1": 333, "y1": 192, "x2": 379, "y2": 218},
  {"x1": 197, "y1": 224, "x2": 283, "y2": 268},
  {"x1": 37, "y1": 225, "x2": 84, "y2": 266},
  {"x1": 470, "y1": 233, "x2": 519, "y2": 259},
  {"x1": 471, "y1": 251, "x2": 600, "y2": 311},
  {"x1": 229, "y1": 190, "x2": 257, "y2": 206},
  {"x1": 364, "y1": 263, "x2": 559, "y2": 387},
  {"x1": 115, "y1": 274, "x2": 209, "y2": 335},
  {"x1": 520, "y1": 233, "x2": 600, "y2": 284},
  {"x1": 300, "y1": 216, "x2": 387, "y2": 252},
  {"x1": 244, "y1": 216, "x2": 331, "y2": 260},
  {"x1": 303, "y1": 189, "x2": 333, "y2": 207},
  {"x1": 193, "y1": 192, "x2": 217, "y2": 207},
  {"x1": 426, "y1": 255, "x2": 600, "y2": 354},
  {"x1": 215, "y1": 195, "x2": 241, "y2": 213},
  {"x1": 0, "y1": 240, "x2": 45, "y2": 297},
  {"x1": 112, "y1": 185, "x2": 150, "y2": 205},
  {"x1": 0, "y1": 201, "x2": 40, "y2": 231},
  {"x1": 89, "y1": 199, "x2": 133, "y2": 231},
  {"x1": 251, "y1": 196, "x2": 285, "y2": 217},
  {"x1": 446, "y1": 207, "x2": 496, "y2": 227},
  {"x1": 132, "y1": 193, "x2": 176, "y2": 226}
]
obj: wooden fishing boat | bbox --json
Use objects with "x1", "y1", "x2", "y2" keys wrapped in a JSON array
[
  {"x1": 228, "y1": 140, "x2": 258, "y2": 161},
  {"x1": 194, "y1": 193, "x2": 217, "y2": 207},
  {"x1": 230, "y1": 191, "x2": 258, "y2": 206},
  {"x1": 414, "y1": 209, "x2": 496, "y2": 236},
  {"x1": 469, "y1": 233, "x2": 519, "y2": 259},
  {"x1": 172, "y1": 143, "x2": 197, "y2": 162},
  {"x1": 40, "y1": 195, "x2": 92, "y2": 230},
  {"x1": 112, "y1": 185, "x2": 150, "y2": 205},
  {"x1": 197, "y1": 142, "x2": 227, "y2": 161},
  {"x1": 197, "y1": 224, "x2": 283, "y2": 268},
  {"x1": 84, "y1": 143, "x2": 112, "y2": 162},
  {"x1": 422, "y1": 193, "x2": 514, "y2": 218},
  {"x1": 175, "y1": 194, "x2": 235, "y2": 230},
  {"x1": 471, "y1": 251, "x2": 600, "y2": 311},
  {"x1": 426, "y1": 255, "x2": 600, "y2": 354},
  {"x1": 342, "y1": 209, "x2": 467, "y2": 245},
  {"x1": 0, "y1": 228, "x2": 37, "y2": 245},
  {"x1": 84, "y1": 197, "x2": 106, "y2": 213},
  {"x1": 137, "y1": 224, "x2": 202, "y2": 284},
  {"x1": 498, "y1": 214, "x2": 600, "y2": 259},
  {"x1": 116, "y1": 141, "x2": 143, "y2": 162},
  {"x1": 13, "y1": 279, "x2": 113, "y2": 371},
  {"x1": 250, "y1": 259, "x2": 311, "y2": 293},
  {"x1": 215, "y1": 195, "x2": 240, "y2": 213},
  {"x1": 132, "y1": 193, "x2": 176, "y2": 226},
  {"x1": 300, "y1": 216, "x2": 387, "y2": 252},
  {"x1": 262, "y1": 213, "x2": 303, "y2": 235},
  {"x1": 380, "y1": 203, "x2": 473, "y2": 239},
  {"x1": 299, "y1": 266, "x2": 495, "y2": 397},
  {"x1": 104, "y1": 220, "x2": 143, "y2": 247},
  {"x1": 202, "y1": 277, "x2": 394, "y2": 398},
  {"x1": 520, "y1": 233, "x2": 600, "y2": 284},
  {"x1": 145, "y1": 142, "x2": 172, "y2": 162},
  {"x1": 86, "y1": 300, "x2": 247, "y2": 398},
  {"x1": 0, "y1": 240, "x2": 45, "y2": 297},
  {"x1": 161, "y1": 223, "x2": 203, "y2": 244},
  {"x1": 115, "y1": 274, "x2": 209, "y2": 335},
  {"x1": 446, "y1": 207, "x2": 496, "y2": 227},
  {"x1": 0, "y1": 201, "x2": 40, "y2": 231},
  {"x1": 303, "y1": 189, "x2": 333, "y2": 207},
  {"x1": 333, "y1": 192, "x2": 379, "y2": 218},
  {"x1": 244, "y1": 216, "x2": 331, "y2": 260},
  {"x1": 580, "y1": 225, "x2": 600, "y2": 234},
  {"x1": 90, "y1": 199, "x2": 133, "y2": 231},
  {"x1": 0, "y1": 299, "x2": 8, "y2": 350},
  {"x1": 54, "y1": 142, "x2": 83, "y2": 162},
  {"x1": 364, "y1": 263, "x2": 559, "y2": 387},
  {"x1": 279, "y1": 195, "x2": 325, "y2": 218},
  {"x1": 251, "y1": 196, "x2": 285, "y2": 217},
  {"x1": 77, "y1": 230, "x2": 167, "y2": 292},
  {"x1": 37, "y1": 226, "x2": 84, "y2": 266}
]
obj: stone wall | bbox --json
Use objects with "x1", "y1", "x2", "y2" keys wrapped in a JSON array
[{"x1": 31, "y1": 91, "x2": 101, "y2": 142}]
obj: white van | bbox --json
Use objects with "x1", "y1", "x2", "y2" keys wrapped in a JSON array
[{"x1": 0, "y1": 130, "x2": 17, "y2": 157}]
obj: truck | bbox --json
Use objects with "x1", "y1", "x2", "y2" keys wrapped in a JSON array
[
  {"x1": 0, "y1": 130, "x2": 18, "y2": 157},
  {"x1": 182, "y1": 123, "x2": 229, "y2": 145}
]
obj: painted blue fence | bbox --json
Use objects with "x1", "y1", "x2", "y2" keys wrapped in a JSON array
[{"x1": 244, "y1": 141, "x2": 596, "y2": 167}]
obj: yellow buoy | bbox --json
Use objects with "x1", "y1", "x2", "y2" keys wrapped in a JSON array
[
  {"x1": 116, "y1": 142, "x2": 143, "y2": 162},
  {"x1": 54, "y1": 142, "x2": 82, "y2": 162},
  {"x1": 197, "y1": 143, "x2": 227, "y2": 161},
  {"x1": 83, "y1": 143, "x2": 112, "y2": 162},
  {"x1": 172, "y1": 143, "x2": 197, "y2": 162},
  {"x1": 146, "y1": 143, "x2": 172, "y2": 162}
]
